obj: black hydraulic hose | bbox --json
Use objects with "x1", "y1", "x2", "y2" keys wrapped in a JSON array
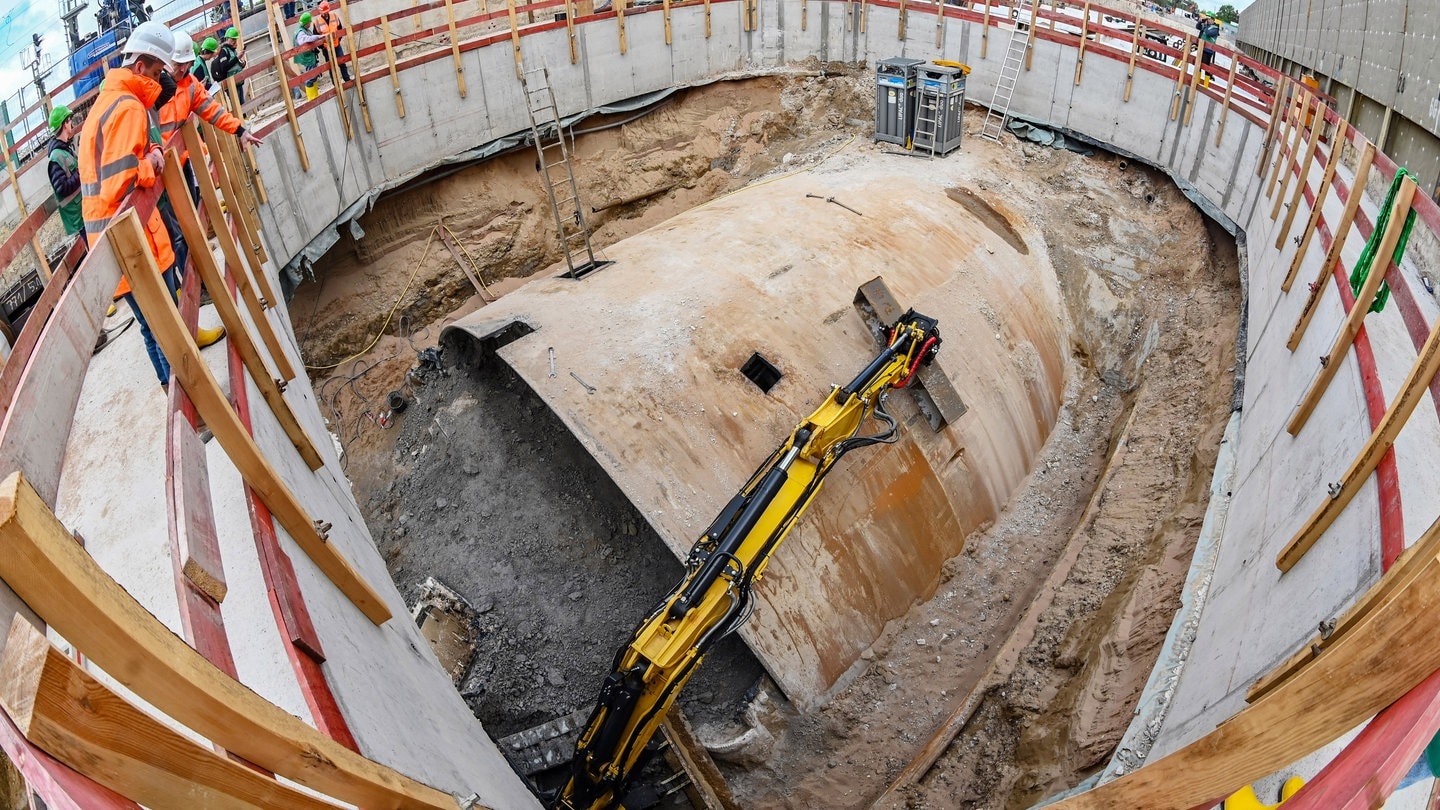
[{"x1": 841, "y1": 330, "x2": 915, "y2": 398}]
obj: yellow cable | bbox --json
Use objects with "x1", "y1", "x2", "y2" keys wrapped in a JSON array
[{"x1": 304, "y1": 226, "x2": 438, "y2": 372}]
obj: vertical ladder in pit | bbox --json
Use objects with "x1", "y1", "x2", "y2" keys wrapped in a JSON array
[
  {"x1": 521, "y1": 67, "x2": 604, "y2": 278},
  {"x1": 913, "y1": 83, "x2": 940, "y2": 159},
  {"x1": 979, "y1": 1, "x2": 1031, "y2": 142}
]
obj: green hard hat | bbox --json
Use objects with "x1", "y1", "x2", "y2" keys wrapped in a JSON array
[
  {"x1": 202, "y1": 36, "x2": 219, "y2": 52},
  {"x1": 299, "y1": 11, "x2": 312, "y2": 25},
  {"x1": 49, "y1": 104, "x2": 73, "y2": 132},
  {"x1": 225, "y1": 26, "x2": 240, "y2": 39}
]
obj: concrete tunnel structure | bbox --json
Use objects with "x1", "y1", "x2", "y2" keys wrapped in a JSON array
[{"x1": 3, "y1": 0, "x2": 1440, "y2": 806}]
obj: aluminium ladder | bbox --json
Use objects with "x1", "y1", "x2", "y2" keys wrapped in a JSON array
[
  {"x1": 520, "y1": 67, "x2": 603, "y2": 278},
  {"x1": 979, "y1": 2, "x2": 1031, "y2": 142}
]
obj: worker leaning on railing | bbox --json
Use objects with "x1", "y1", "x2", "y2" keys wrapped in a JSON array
[
  {"x1": 46, "y1": 104, "x2": 86, "y2": 246},
  {"x1": 160, "y1": 28, "x2": 264, "y2": 205}
]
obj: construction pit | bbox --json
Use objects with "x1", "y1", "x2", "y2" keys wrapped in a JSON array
[{"x1": 290, "y1": 69, "x2": 1239, "y2": 809}]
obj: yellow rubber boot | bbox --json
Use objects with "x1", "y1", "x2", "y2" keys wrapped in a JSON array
[
  {"x1": 1223, "y1": 776, "x2": 1306, "y2": 809},
  {"x1": 107, "y1": 303, "x2": 117, "y2": 317},
  {"x1": 196, "y1": 326, "x2": 226, "y2": 348},
  {"x1": 305, "y1": 84, "x2": 318, "y2": 101}
]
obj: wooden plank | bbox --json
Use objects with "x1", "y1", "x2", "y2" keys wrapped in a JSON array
[
  {"x1": 665, "y1": 0, "x2": 673, "y2": 41},
  {"x1": 565, "y1": 0, "x2": 578, "y2": 62},
  {"x1": 1213, "y1": 56, "x2": 1238, "y2": 145},
  {"x1": 1288, "y1": 142, "x2": 1375, "y2": 351},
  {"x1": 0, "y1": 235, "x2": 119, "y2": 507},
  {"x1": 1278, "y1": 272, "x2": 1437, "y2": 571},
  {"x1": 1282, "y1": 125, "x2": 1346, "y2": 292},
  {"x1": 213, "y1": 124, "x2": 270, "y2": 266},
  {"x1": 0, "y1": 706, "x2": 140, "y2": 810},
  {"x1": 660, "y1": 710, "x2": 741, "y2": 810},
  {"x1": 505, "y1": 0, "x2": 523, "y2": 76},
  {"x1": 266, "y1": 2, "x2": 309, "y2": 172},
  {"x1": 1025, "y1": 0, "x2": 1038, "y2": 70},
  {"x1": 1282, "y1": 670, "x2": 1440, "y2": 810},
  {"x1": 860, "y1": 0, "x2": 866, "y2": 34},
  {"x1": 1121, "y1": 22, "x2": 1142, "y2": 102},
  {"x1": 1267, "y1": 88, "x2": 1302, "y2": 200},
  {"x1": 704, "y1": 0, "x2": 711, "y2": 37},
  {"x1": 1169, "y1": 35, "x2": 1190, "y2": 121},
  {"x1": 1255, "y1": 76, "x2": 1287, "y2": 179},
  {"x1": 437, "y1": 225, "x2": 493, "y2": 300},
  {"x1": 444, "y1": 0, "x2": 468, "y2": 97},
  {"x1": 616, "y1": 0, "x2": 628, "y2": 53},
  {"x1": 0, "y1": 472, "x2": 454, "y2": 806},
  {"x1": 1286, "y1": 176, "x2": 1417, "y2": 438},
  {"x1": 169, "y1": 410, "x2": 229, "y2": 603},
  {"x1": 1252, "y1": 510, "x2": 1440, "y2": 704},
  {"x1": 381, "y1": 16, "x2": 407, "y2": 117},
  {"x1": 1043, "y1": 506, "x2": 1440, "y2": 809},
  {"x1": 223, "y1": 79, "x2": 269, "y2": 205},
  {"x1": 180, "y1": 124, "x2": 297, "y2": 384},
  {"x1": 1183, "y1": 33, "x2": 1205, "y2": 127},
  {"x1": 107, "y1": 211, "x2": 390, "y2": 624},
  {"x1": 1275, "y1": 102, "x2": 1327, "y2": 246},
  {"x1": 1271, "y1": 96, "x2": 1316, "y2": 220},
  {"x1": 191, "y1": 121, "x2": 280, "y2": 324},
  {"x1": 0, "y1": 619, "x2": 345, "y2": 810},
  {"x1": 336, "y1": 0, "x2": 372, "y2": 134},
  {"x1": 1073, "y1": 1, "x2": 1089, "y2": 86},
  {"x1": 897, "y1": 0, "x2": 906, "y2": 39},
  {"x1": 323, "y1": 40, "x2": 355, "y2": 142},
  {"x1": 981, "y1": 0, "x2": 990, "y2": 57},
  {"x1": 1, "y1": 146, "x2": 51, "y2": 283}
]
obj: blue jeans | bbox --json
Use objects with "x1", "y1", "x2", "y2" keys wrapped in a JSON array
[{"x1": 122, "y1": 266, "x2": 179, "y2": 386}]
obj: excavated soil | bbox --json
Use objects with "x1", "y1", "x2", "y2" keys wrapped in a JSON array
[{"x1": 292, "y1": 70, "x2": 1239, "y2": 807}]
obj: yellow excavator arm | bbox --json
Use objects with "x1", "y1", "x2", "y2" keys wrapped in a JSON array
[{"x1": 555, "y1": 310, "x2": 943, "y2": 810}]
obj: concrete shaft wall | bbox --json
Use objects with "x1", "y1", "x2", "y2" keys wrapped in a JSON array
[{"x1": 1238, "y1": 0, "x2": 1440, "y2": 199}]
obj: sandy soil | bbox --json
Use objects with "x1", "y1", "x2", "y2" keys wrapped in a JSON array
[{"x1": 290, "y1": 71, "x2": 1239, "y2": 807}]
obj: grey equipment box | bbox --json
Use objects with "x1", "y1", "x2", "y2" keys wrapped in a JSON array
[
  {"x1": 913, "y1": 64, "x2": 966, "y2": 156},
  {"x1": 875, "y1": 57, "x2": 925, "y2": 145}
]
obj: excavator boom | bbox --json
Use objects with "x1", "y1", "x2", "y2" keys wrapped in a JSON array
[{"x1": 555, "y1": 309, "x2": 943, "y2": 810}]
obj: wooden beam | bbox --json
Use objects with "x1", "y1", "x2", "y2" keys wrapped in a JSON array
[
  {"x1": 265, "y1": 2, "x2": 309, "y2": 172},
  {"x1": 322, "y1": 40, "x2": 355, "y2": 141},
  {"x1": 898, "y1": 0, "x2": 906, "y2": 39},
  {"x1": 565, "y1": 0, "x2": 578, "y2": 62},
  {"x1": 381, "y1": 16, "x2": 407, "y2": 117},
  {"x1": 1123, "y1": 22, "x2": 1141, "y2": 101},
  {"x1": 1, "y1": 144, "x2": 52, "y2": 283},
  {"x1": 1253, "y1": 510, "x2": 1440, "y2": 703},
  {"x1": 0, "y1": 706, "x2": 140, "y2": 810},
  {"x1": 1024, "y1": 0, "x2": 1038, "y2": 70},
  {"x1": 0, "y1": 619, "x2": 345, "y2": 810},
  {"x1": 1286, "y1": 176, "x2": 1417, "y2": 438},
  {"x1": 506, "y1": 0, "x2": 523, "y2": 75},
  {"x1": 860, "y1": 0, "x2": 866, "y2": 34},
  {"x1": 1267, "y1": 88, "x2": 1302, "y2": 200},
  {"x1": 159, "y1": 155, "x2": 322, "y2": 472},
  {"x1": 1288, "y1": 142, "x2": 1375, "y2": 351},
  {"x1": 169, "y1": 409, "x2": 229, "y2": 604},
  {"x1": 660, "y1": 711, "x2": 741, "y2": 810},
  {"x1": 180, "y1": 124, "x2": 297, "y2": 384},
  {"x1": 1272, "y1": 96, "x2": 1316, "y2": 220},
  {"x1": 617, "y1": 0, "x2": 628, "y2": 53},
  {"x1": 1041, "y1": 502, "x2": 1440, "y2": 809},
  {"x1": 0, "y1": 472, "x2": 453, "y2": 807},
  {"x1": 1282, "y1": 127, "x2": 1346, "y2": 292},
  {"x1": 1073, "y1": 1, "x2": 1089, "y2": 86},
  {"x1": 981, "y1": 0, "x2": 990, "y2": 57},
  {"x1": 437, "y1": 224, "x2": 493, "y2": 300},
  {"x1": 664, "y1": 0, "x2": 673, "y2": 42},
  {"x1": 443, "y1": 0, "x2": 467, "y2": 96},
  {"x1": 222, "y1": 79, "x2": 269, "y2": 205},
  {"x1": 210, "y1": 126, "x2": 272, "y2": 273},
  {"x1": 704, "y1": 0, "x2": 711, "y2": 36},
  {"x1": 1170, "y1": 36, "x2": 1190, "y2": 121},
  {"x1": 1278, "y1": 270, "x2": 1437, "y2": 571},
  {"x1": 1183, "y1": 34, "x2": 1205, "y2": 127},
  {"x1": 1256, "y1": 76, "x2": 1287, "y2": 180},
  {"x1": 1214, "y1": 56, "x2": 1239, "y2": 145},
  {"x1": 335, "y1": 0, "x2": 372, "y2": 133},
  {"x1": 1274, "y1": 103, "x2": 1327, "y2": 246},
  {"x1": 107, "y1": 211, "x2": 390, "y2": 624}
]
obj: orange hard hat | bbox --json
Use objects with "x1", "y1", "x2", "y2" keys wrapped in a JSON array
[{"x1": 318, "y1": 2, "x2": 330, "y2": 11}]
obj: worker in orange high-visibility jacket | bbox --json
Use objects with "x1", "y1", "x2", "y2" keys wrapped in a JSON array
[
  {"x1": 159, "y1": 30, "x2": 263, "y2": 205},
  {"x1": 79, "y1": 19, "x2": 182, "y2": 386}
]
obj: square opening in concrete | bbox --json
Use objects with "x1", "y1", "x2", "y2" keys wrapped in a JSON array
[{"x1": 741, "y1": 353, "x2": 783, "y2": 394}]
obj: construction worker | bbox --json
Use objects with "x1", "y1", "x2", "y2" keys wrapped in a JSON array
[
  {"x1": 1200, "y1": 16, "x2": 1220, "y2": 87},
  {"x1": 314, "y1": 1, "x2": 351, "y2": 82},
  {"x1": 46, "y1": 105, "x2": 85, "y2": 245},
  {"x1": 78, "y1": 19, "x2": 185, "y2": 386},
  {"x1": 160, "y1": 31, "x2": 262, "y2": 150},
  {"x1": 209, "y1": 27, "x2": 247, "y2": 103},
  {"x1": 293, "y1": 12, "x2": 325, "y2": 101},
  {"x1": 194, "y1": 36, "x2": 218, "y2": 88}
]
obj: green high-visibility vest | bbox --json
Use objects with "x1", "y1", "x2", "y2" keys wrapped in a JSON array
[{"x1": 49, "y1": 144, "x2": 84, "y2": 236}]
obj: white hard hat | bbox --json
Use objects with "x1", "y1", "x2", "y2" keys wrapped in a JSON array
[
  {"x1": 122, "y1": 21, "x2": 177, "y2": 66},
  {"x1": 171, "y1": 30, "x2": 197, "y2": 64}
]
